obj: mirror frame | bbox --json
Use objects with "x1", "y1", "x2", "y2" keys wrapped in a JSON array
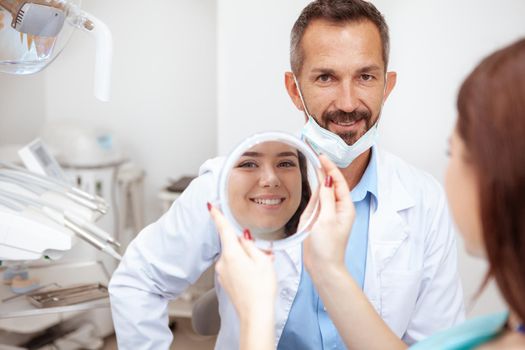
[{"x1": 218, "y1": 131, "x2": 321, "y2": 250}]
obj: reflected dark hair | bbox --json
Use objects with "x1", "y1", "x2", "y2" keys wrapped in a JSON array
[
  {"x1": 457, "y1": 38, "x2": 525, "y2": 321},
  {"x1": 290, "y1": 0, "x2": 390, "y2": 74},
  {"x1": 285, "y1": 151, "x2": 312, "y2": 236}
]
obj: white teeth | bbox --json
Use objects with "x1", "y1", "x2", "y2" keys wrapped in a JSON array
[
  {"x1": 253, "y1": 198, "x2": 283, "y2": 205},
  {"x1": 334, "y1": 120, "x2": 356, "y2": 126}
]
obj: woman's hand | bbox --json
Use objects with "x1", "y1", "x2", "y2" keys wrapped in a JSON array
[
  {"x1": 208, "y1": 203, "x2": 277, "y2": 322},
  {"x1": 299, "y1": 157, "x2": 406, "y2": 350},
  {"x1": 209, "y1": 204, "x2": 276, "y2": 350},
  {"x1": 302, "y1": 155, "x2": 356, "y2": 276}
]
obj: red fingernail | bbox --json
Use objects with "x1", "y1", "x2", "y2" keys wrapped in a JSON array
[
  {"x1": 207, "y1": 202, "x2": 212, "y2": 211},
  {"x1": 243, "y1": 229, "x2": 253, "y2": 240},
  {"x1": 324, "y1": 175, "x2": 333, "y2": 188}
]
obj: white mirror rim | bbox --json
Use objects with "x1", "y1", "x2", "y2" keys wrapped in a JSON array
[{"x1": 218, "y1": 131, "x2": 321, "y2": 251}]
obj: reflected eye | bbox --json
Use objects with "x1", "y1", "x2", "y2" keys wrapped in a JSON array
[
  {"x1": 278, "y1": 160, "x2": 298, "y2": 168},
  {"x1": 237, "y1": 161, "x2": 258, "y2": 168}
]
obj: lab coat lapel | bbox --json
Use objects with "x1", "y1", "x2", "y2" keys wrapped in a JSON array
[
  {"x1": 364, "y1": 150, "x2": 415, "y2": 308},
  {"x1": 282, "y1": 242, "x2": 302, "y2": 274}
]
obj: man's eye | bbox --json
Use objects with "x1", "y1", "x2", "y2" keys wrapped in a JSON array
[
  {"x1": 317, "y1": 74, "x2": 332, "y2": 83},
  {"x1": 278, "y1": 160, "x2": 297, "y2": 168},
  {"x1": 361, "y1": 74, "x2": 374, "y2": 81},
  {"x1": 237, "y1": 161, "x2": 258, "y2": 168}
]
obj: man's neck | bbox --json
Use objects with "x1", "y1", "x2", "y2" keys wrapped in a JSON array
[{"x1": 340, "y1": 149, "x2": 372, "y2": 191}]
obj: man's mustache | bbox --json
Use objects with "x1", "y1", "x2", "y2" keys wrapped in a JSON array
[{"x1": 322, "y1": 110, "x2": 371, "y2": 124}]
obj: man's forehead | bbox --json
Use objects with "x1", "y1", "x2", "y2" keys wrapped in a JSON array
[
  {"x1": 300, "y1": 18, "x2": 384, "y2": 71},
  {"x1": 303, "y1": 18, "x2": 382, "y2": 43}
]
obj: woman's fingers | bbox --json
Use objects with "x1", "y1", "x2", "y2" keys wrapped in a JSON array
[
  {"x1": 318, "y1": 155, "x2": 353, "y2": 215},
  {"x1": 239, "y1": 235, "x2": 273, "y2": 262},
  {"x1": 316, "y1": 156, "x2": 337, "y2": 219},
  {"x1": 208, "y1": 202, "x2": 242, "y2": 255},
  {"x1": 319, "y1": 155, "x2": 350, "y2": 197},
  {"x1": 298, "y1": 185, "x2": 320, "y2": 230},
  {"x1": 209, "y1": 203, "x2": 268, "y2": 263}
]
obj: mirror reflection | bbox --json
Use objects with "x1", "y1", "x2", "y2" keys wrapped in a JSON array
[{"x1": 227, "y1": 141, "x2": 313, "y2": 241}]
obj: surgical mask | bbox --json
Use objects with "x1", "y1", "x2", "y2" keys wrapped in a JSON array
[
  {"x1": 302, "y1": 116, "x2": 378, "y2": 168},
  {"x1": 294, "y1": 75, "x2": 385, "y2": 168}
]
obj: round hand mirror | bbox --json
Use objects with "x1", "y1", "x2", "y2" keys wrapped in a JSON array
[{"x1": 219, "y1": 132, "x2": 321, "y2": 250}]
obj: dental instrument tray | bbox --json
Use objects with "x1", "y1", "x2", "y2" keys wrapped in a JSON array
[{"x1": 26, "y1": 283, "x2": 108, "y2": 308}]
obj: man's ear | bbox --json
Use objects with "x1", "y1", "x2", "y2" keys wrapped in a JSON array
[
  {"x1": 383, "y1": 71, "x2": 397, "y2": 102},
  {"x1": 284, "y1": 71, "x2": 305, "y2": 111}
]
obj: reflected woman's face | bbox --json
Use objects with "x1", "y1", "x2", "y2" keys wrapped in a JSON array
[{"x1": 228, "y1": 142, "x2": 302, "y2": 240}]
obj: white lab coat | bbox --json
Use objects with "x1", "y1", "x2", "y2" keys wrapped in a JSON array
[{"x1": 109, "y1": 148, "x2": 465, "y2": 349}]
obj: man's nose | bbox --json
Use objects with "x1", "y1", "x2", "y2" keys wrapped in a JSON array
[
  {"x1": 259, "y1": 167, "x2": 280, "y2": 187},
  {"x1": 334, "y1": 80, "x2": 359, "y2": 113}
]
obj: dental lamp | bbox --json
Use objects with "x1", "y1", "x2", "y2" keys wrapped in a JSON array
[{"x1": 0, "y1": 0, "x2": 112, "y2": 101}]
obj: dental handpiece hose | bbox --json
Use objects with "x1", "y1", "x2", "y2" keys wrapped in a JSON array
[
  {"x1": 64, "y1": 218, "x2": 122, "y2": 261},
  {"x1": 0, "y1": 164, "x2": 108, "y2": 214},
  {"x1": 64, "y1": 212, "x2": 121, "y2": 248}
]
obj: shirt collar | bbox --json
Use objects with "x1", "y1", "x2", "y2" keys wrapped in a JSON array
[{"x1": 350, "y1": 146, "x2": 378, "y2": 203}]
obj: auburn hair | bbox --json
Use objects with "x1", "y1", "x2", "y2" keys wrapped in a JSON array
[{"x1": 457, "y1": 38, "x2": 525, "y2": 321}]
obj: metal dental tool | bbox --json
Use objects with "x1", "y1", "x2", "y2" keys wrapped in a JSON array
[{"x1": 0, "y1": 188, "x2": 122, "y2": 261}]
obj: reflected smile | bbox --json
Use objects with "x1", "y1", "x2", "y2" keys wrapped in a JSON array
[{"x1": 250, "y1": 197, "x2": 285, "y2": 206}]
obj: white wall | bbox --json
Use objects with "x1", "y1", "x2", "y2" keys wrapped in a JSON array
[
  {"x1": 375, "y1": 0, "x2": 525, "y2": 318},
  {"x1": 217, "y1": 0, "x2": 311, "y2": 155},
  {"x1": 0, "y1": 74, "x2": 47, "y2": 144},
  {"x1": 1, "y1": 0, "x2": 218, "y2": 223},
  {"x1": 216, "y1": 0, "x2": 525, "y2": 317}
]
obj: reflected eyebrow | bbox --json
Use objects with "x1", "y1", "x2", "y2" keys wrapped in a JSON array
[
  {"x1": 240, "y1": 151, "x2": 298, "y2": 158},
  {"x1": 277, "y1": 152, "x2": 298, "y2": 158},
  {"x1": 241, "y1": 151, "x2": 262, "y2": 157}
]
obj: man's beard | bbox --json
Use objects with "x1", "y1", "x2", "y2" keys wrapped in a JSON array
[{"x1": 320, "y1": 109, "x2": 373, "y2": 145}]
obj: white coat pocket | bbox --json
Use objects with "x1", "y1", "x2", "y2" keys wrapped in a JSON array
[{"x1": 379, "y1": 269, "x2": 423, "y2": 337}]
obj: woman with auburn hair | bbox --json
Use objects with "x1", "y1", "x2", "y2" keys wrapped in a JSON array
[{"x1": 208, "y1": 37, "x2": 525, "y2": 350}]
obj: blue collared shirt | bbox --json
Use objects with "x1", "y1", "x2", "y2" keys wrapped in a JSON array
[{"x1": 278, "y1": 148, "x2": 378, "y2": 350}]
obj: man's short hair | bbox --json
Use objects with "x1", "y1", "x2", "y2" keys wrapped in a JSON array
[{"x1": 290, "y1": 0, "x2": 390, "y2": 75}]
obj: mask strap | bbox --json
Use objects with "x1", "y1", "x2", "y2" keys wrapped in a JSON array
[
  {"x1": 293, "y1": 75, "x2": 315, "y2": 119},
  {"x1": 373, "y1": 73, "x2": 389, "y2": 128},
  {"x1": 381, "y1": 73, "x2": 388, "y2": 103}
]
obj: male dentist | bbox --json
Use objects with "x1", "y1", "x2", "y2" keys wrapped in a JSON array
[{"x1": 109, "y1": 1, "x2": 464, "y2": 349}]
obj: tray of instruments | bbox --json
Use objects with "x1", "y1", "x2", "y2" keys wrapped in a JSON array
[
  {"x1": 27, "y1": 283, "x2": 108, "y2": 308},
  {"x1": 0, "y1": 261, "x2": 110, "y2": 319}
]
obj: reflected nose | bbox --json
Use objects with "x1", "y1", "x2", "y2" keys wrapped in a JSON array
[
  {"x1": 259, "y1": 167, "x2": 280, "y2": 187},
  {"x1": 335, "y1": 80, "x2": 359, "y2": 113}
]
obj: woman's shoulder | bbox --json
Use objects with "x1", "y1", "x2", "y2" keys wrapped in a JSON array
[
  {"x1": 478, "y1": 332, "x2": 525, "y2": 350},
  {"x1": 409, "y1": 312, "x2": 509, "y2": 350}
]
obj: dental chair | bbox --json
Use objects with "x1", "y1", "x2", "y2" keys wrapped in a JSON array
[{"x1": 191, "y1": 288, "x2": 220, "y2": 336}]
